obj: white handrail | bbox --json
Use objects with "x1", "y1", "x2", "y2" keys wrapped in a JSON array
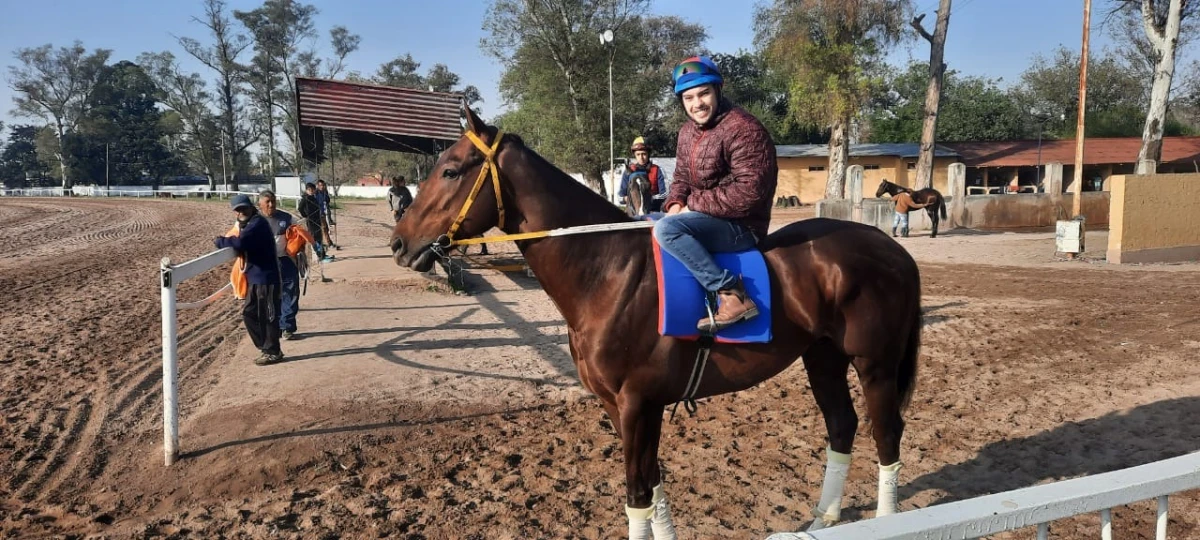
[
  {"x1": 766, "y1": 451, "x2": 1200, "y2": 540},
  {"x1": 160, "y1": 247, "x2": 238, "y2": 466}
]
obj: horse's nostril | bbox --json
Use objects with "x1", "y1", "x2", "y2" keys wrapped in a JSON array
[{"x1": 390, "y1": 236, "x2": 405, "y2": 255}]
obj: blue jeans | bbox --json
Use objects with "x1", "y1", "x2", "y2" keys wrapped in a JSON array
[
  {"x1": 279, "y1": 256, "x2": 300, "y2": 332},
  {"x1": 652, "y1": 211, "x2": 758, "y2": 292},
  {"x1": 893, "y1": 212, "x2": 909, "y2": 228}
]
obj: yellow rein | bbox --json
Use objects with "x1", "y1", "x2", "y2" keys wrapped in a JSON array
[{"x1": 440, "y1": 130, "x2": 654, "y2": 248}]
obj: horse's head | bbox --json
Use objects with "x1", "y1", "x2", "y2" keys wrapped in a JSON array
[
  {"x1": 875, "y1": 179, "x2": 891, "y2": 198},
  {"x1": 390, "y1": 107, "x2": 507, "y2": 272}
]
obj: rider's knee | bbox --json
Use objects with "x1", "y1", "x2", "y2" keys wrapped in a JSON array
[{"x1": 652, "y1": 216, "x2": 678, "y2": 243}]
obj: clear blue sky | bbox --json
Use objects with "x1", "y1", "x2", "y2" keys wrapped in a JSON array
[{"x1": 0, "y1": 0, "x2": 1190, "y2": 129}]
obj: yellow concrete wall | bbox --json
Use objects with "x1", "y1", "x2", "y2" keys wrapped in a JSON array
[
  {"x1": 775, "y1": 156, "x2": 958, "y2": 204},
  {"x1": 1107, "y1": 173, "x2": 1200, "y2": 264}
]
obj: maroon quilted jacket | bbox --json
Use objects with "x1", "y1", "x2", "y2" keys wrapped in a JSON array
[{"x1": 665, "y1": 99, "x2": 778, "y2": 240}]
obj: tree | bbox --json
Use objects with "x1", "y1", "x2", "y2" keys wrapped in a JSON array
[
  {"x1": 235, "y1": 0, "x2": 319, "y2": 176},
  {"x1": 1015, "y1": 46, "x2": 1155, "y2": 138},
  {"x1": 0, "y1": 125, "x2": 51, "y2": 187},
  {"x1": 1111, "y1": 0, "x2": 1198, "y2": 173},
  {"x1": 909, "y1": 0, "x2": 952, "y2": 189},
  {"x1": 756, "y1": 0, "x2": 913, "y2": 199},
  {"x1": 483, "y1": 0, "x2": 704, "y2": 195},
  {"x1": 868, "y1": 62, "x2": 1028, "y2": 142},
  {"x1": 179, "y1": 0, "x2": 255, "y2": 190},
  {"x1": 710, "y1": 51, "x2": 827, "y2": 146},
  {"x1": 138, "y1": 51, "x2": 223, "y2": 186},
  {"x1": 68, "y1": 61, "x2": 183, "y2": 186},
  {"x1": 7, "y1": 41, "x2": 112, "y2": 188}
]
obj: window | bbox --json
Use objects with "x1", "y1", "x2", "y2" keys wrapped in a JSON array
[
  {"x1": 808, "y1": 166, "x2": 826, "y2": 172},
  {"x1": 906, "y1": 162, "x2": 916, "y2": 170},
  {"x1": 863, "y1": 164, "x2": 881, "y2": 170}
]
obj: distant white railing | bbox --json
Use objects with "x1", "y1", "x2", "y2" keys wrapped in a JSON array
[
  {"x1": 159, "y1": 248, "x2": 237, "y2": 466},
  {"x1": 766, "y1": 451, "x2": 1200, "y2": 540}
]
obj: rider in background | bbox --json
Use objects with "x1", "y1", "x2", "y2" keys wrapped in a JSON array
[
  {"x1": 618, "y1": 137, "x2": 668, "y2": 213},
  {"x1": 652, "y1": 55, "x2": 778, "y2": 334}
]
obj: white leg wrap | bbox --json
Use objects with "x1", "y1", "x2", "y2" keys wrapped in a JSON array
[
  {"x1": 650, "y1": 483, "x2": 678, "y2": 540},
  {"x1": 808, "y1": 447, "x2": 852, "y2": 531},
  {"x1": 876, "y1": 461, "x2": 902, "y2": 517},
  {"x1": 627, "y1": 504, "x2": 653, "y2": 540}
]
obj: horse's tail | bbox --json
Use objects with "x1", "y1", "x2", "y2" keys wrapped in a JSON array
[
  {"x1": 898, "y1": 296, "x2": 922, "y2": 413},
  {"x1": 939, "y1": 197, "x2": 948, "y2": 220}
]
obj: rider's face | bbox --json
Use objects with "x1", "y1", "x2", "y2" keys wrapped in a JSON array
[
  {"x1": 682, "y1": 84, "x2": 718, "y2": 125},
  {"x1": 635, "y1": 151, "x2": 649, "y2": 165}
]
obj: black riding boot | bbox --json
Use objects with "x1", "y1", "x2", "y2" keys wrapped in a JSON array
[{"x1": 901, "y1": 227, "x2": 910, "y2": 238}]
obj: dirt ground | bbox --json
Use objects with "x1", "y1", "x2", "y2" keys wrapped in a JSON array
[{"x1": 2, "y1": 198, "x2": 1199, "y2": 539}]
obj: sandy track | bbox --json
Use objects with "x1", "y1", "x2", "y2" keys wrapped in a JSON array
[{"x1": 1, "y1": 198, "x2": 1198, "y2": 539}]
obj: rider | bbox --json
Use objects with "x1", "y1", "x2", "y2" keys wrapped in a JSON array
[
  {"x1": 652, "y1": 55, "x2": 778, "y2": 334},
  {"x1": 618, "y1": 137, "x2": 668, "y2": 213}
]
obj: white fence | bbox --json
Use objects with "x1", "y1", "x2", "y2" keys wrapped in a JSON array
[
  {"x1": 159, "y1": 248, "x2": 237, "y2": 466},
  {"x1": 766, "y1": 451, "x2": 1200, "y2": 540}
]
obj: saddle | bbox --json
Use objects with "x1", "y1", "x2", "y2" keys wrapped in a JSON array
[{"x1": 645, "y1": 216, "x2": 772, "y2": 344}]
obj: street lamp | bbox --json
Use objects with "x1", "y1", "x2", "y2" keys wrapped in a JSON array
[
  {"x1": 1031, "y1": 109, "x2": 1064, "y2": 193},
  {"x1": 600, "y1": 29, "x2": 615, "y2": 201}
]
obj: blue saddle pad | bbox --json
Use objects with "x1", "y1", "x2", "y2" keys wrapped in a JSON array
[{"x1": 648, "y1": 221, "x2": 772, "y2": 344}]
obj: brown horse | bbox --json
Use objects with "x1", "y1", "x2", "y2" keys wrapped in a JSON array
[
  {"x1": 391, "y1": 108, "x2": 923, "y2": 536},
  {"x1": 876, "y1": 179, "x2": 948, "y2": 238},
  {"x1": 624, "y1": 171, "x2": 653, "y2": 217}
]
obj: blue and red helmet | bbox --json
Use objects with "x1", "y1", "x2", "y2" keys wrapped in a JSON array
[{"x1": 672, "y1": 56, "x2": 723, "y2": 95}]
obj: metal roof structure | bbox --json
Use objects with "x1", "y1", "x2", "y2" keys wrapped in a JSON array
[
  {"x1": 943, "y1": 137, "x2": 1200, "y2": 167},
  {"x1": 295, "y1": 77, "x2": 465, "y2": 162},
  {"x1": 775, "y1": 143, "x2": 959, "y2": 159}
]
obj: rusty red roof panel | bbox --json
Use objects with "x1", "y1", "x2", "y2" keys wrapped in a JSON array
[
  {"x1": 296, "y1": 77, "x2": 463, "y2": 142},
  {"x1": 943, "y1": 137, "x2": 1200, "y2": 167}
]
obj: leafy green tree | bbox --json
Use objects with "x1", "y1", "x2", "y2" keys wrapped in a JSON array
[
  {"x1": 868, "y1": 62, "x2": 1027, "y2": 142},
  {"x1": 138, "y1": 51, "x2": 223, "y2": 185},
  {"x1": 68, "y1": 61, "x2": 183, "y2": 186},
  {"x1": 0, "y1": 125, "x2": 52, "y2": 187},
  {"x1": 755, "y1": 0, "x2": 913, "y2": 199},
  {"x1": 179, "y1": 0, "x2": 256, "y2": 190},
  {"x1": 484, "y1": 0, "x2": 705, "y2": 195},
  {"x1": 7, "y1": 41, "x2": 112, "y2": 188}
]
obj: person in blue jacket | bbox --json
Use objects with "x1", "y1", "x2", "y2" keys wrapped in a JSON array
[{"x1": 214, "y1": 194, "x2": 284, "y2": 365}]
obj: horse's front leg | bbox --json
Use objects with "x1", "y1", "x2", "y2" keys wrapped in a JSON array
[{"x1": 620, "y1": 398, "x2": 677, "y2": 540}]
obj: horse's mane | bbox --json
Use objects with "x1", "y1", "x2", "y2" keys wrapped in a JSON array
[{"x1": 503, "y1": 133, "x2": 634, "y2": 226}]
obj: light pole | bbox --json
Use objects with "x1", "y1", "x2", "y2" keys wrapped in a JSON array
[{"x1": 600, "y1": 29, "x2": 615, "y2": 201}]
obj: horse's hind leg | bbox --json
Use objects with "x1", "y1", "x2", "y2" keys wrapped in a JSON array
[
  {"x1": 802, "y1": 339, "x2": 856, "y2": 530},
  {"x1": 928, "y1": 207, "x2": 939, "y2": 238},
  {"x1": 852, "y1": 355, "x2": 907, "y2": 517}
]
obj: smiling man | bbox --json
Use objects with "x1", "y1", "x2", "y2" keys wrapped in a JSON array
[{"x1": 651, "y1": 55, "x2": 778, "y2": 334}]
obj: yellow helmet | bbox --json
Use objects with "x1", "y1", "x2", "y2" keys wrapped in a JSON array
[{"x1": 631, "y1": 137, "x2": 649, "y2": 153}]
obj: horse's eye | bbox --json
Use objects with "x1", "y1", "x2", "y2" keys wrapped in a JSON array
[{"x1": 443, "y1": 168, "x2": 460, "y2": 179}]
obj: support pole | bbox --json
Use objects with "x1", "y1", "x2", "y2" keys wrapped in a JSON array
[
  {"x1": 1071, "y1": 0, "x2": 1092, "y2": 220},
  {"x1": 160, "y1": 257, "x2": 179, "y2": 466}
]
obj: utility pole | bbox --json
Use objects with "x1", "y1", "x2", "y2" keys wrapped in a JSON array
[
  {"x1": 106, "y1": 143, "x2": 110, "y2": 192},
  {"x1": 1067, "y1": 0, "x2": 1092, "y2": 259}
]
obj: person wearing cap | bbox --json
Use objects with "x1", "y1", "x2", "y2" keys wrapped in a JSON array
[
  {"x1": 258, "y1": 190, "x2": 314, "y2": 340},
  {"x1": 215, "y1": 194, "x2": 285, "y2": 365},
  {"x1": 652, "y1": 55, "x2": 778, "y2": 334},
  {"x1": 618, "y1": 137, "x2": 668, "y2": 213}
]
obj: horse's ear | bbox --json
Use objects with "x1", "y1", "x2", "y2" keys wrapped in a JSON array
[{"x1": 464, "y1": 103, "x2": 487, "y2": 137}]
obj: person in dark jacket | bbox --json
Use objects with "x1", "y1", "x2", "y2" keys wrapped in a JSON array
[
  {"x1": 315, "y1": 179, "x2": 336, "y2": 249},
  {"x1": 652, "y1": 55, "x2": 778, "y2": 333},
  {"x1": 298, "y1": 183, "x2": 329, "y2": 261},
  {"x1": 215, "y1": 194, "x2": 284, "y2": 365}
]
